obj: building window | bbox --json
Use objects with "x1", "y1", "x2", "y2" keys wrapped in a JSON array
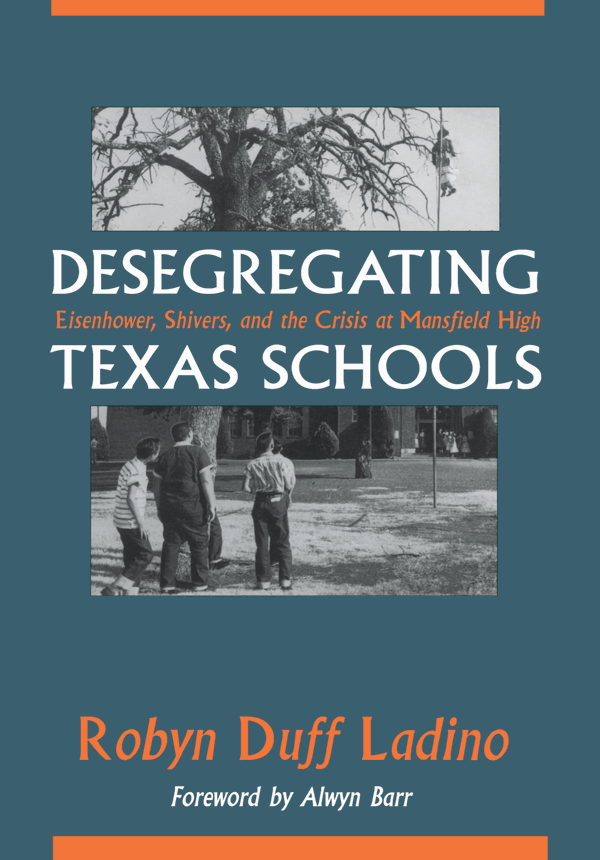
[
  {"x1": 229, "y1": 420, "x2": 242, "y2": 438},
  {"x1": 288, "y1": 423, "x2": 302, "y2": 438},
  {"x1": 351, "y1": 407, "x2": 359, "y2": 423},
  {"x1": 488, "y1": 407, "x2": 498, "y2": 424},
  {"x1": 272, "y1": 420, "x2": 283, "y2": 437},
  {"x1": 246, "y1": 419, "x2": 255, "y2": 437},
  {"x1": 416, "y1": 406, "x2": 456, "y2": 424}
]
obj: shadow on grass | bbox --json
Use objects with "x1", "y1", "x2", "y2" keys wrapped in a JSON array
[{"x1": 171, "y1": 550, "x2": 496, "y2": 597}]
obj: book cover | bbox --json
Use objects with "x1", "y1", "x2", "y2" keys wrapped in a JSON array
[{"x1": 2, "y1": 3, "x2": 595, "y2": 859}]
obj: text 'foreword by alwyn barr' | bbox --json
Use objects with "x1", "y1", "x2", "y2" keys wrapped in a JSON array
[{"x1": 170, "y1": 785, "x2": 413, "y2": 811}]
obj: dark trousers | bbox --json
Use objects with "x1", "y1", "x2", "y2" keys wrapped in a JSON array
[
  {"x1": 160, "y1": 507, "x2": 209, "y2": 588},
  {"x1": 252, "y1": 493, "x2": 292, "y2": 583},
  {"x1": 209, "y1": 513, "x2": 223, "y2": 563},
  {"x1": 117, "y1": 527, "x2": 154, "y2": 587}
]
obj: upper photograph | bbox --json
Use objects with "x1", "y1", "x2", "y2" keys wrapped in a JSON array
[{"x1": 91, "y1": 107, "x2": 500, "y2": 232}]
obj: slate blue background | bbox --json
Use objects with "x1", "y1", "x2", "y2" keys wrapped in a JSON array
[{"x1": 3, "y1": 3, "x2": 597, "y2": 858}]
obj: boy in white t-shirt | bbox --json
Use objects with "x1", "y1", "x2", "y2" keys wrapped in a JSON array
[{"x1": 101, "y1": 437, "x2": 161, "y2": 596}]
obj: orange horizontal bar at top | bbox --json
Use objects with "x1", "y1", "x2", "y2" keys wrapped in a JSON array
[
  {"x1": 52, "y1": 0, "x2": 545, "y2": 15},
  {"x1": 54, "y1": 836, "x2": 548, "y2": 860}
]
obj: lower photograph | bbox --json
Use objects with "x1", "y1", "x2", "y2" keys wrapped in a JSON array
[{"x1": 90, "y1": 405, "x2": 498, "y2": 597}]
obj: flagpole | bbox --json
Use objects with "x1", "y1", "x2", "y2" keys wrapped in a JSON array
[
  {"x1": 437, "y1": 107, "x2": 443, "y2": 232},
  {"x1": 433, "y1": 406, "x2": 437, "y2": 508}
]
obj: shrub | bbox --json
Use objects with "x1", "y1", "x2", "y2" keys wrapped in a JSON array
[
  {"x1": 338, "y1": 420, "x2": 363, "y2": 458},
  {"x1": 312, "y1": 422, "x2": 339, "y2": 458},
  {"x1": 216, "y1": 415, "x2": 234, "y2": 458},
  {"x1": 338, "y1": 408, "x2": 395, "y2": 459},
  {"x1": 463, "y1": 408, "x2": 498, "y2": 458},
  {"x1": 90, "y1": 417, "x2": 109, "y2": 461},
  {"x1": 281, "y1": 436, "x2": 316, "y2": 460},
  {"x1": 284, "y1": 426, "x2": 339, "y2": 461},
  {"x1": 372, "y1": 406, "x2": 395, "y2": 458}
]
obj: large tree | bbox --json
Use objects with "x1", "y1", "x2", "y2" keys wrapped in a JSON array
[
  {"x1": 139, "y1": 406, "x2": 222, "y2": 464},
  {"x1": 139, "y1": 406, "x2": 301, "y2": 462},
  {"x1": 92, "y1": 107, "x2": 435, "y2": 231},
  {"x1": 180, "y1": 406, "x2": 222, "y2": 464}
]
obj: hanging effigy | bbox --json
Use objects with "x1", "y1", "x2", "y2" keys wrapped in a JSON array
[{"x1": 432, "y1": 126, "x2": 458, "y2": 197}]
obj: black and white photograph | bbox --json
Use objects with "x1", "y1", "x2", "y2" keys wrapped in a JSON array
[
  {"x1": 92, "y1": 107, "x2": 500, "y2": 232},
  {"x1": 91, "y1": 405, "x2": 498, "y2": 597}
]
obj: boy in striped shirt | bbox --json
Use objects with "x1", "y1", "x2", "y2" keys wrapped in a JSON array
[{"x1": 101, "y1": 437, "x2": 161, "y2": 596}]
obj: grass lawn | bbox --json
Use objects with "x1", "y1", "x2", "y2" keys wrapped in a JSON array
[{"x1": 91, "y1": 457, "x2": 497, "y2": 597}]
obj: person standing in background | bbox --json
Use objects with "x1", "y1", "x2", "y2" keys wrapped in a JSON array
[
  {"x1": 449, "y1": 431, "x2": 459, "y2": 458},
  {"x1": 437, "y1": 429, "x2": 446, "y2": 456},
  {"x1": 460, "y1": 433, "x2": 471, "y2": 458}
]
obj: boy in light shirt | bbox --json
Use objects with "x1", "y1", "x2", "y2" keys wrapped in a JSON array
[{"x1": 242, "y1": 431, "x2": 296, "y2": 591}]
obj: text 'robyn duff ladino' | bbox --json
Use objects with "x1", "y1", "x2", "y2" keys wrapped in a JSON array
[{"x1": 80, "y1": 716, "x2": 509, "y2": 770}]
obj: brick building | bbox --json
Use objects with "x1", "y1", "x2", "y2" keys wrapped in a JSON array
[
  {"x1": 223, "y1": 406, "x2": 418, "y2": 458},
  {"x1": 93, "y1": 405, "x2": 497, "y2": 460}
]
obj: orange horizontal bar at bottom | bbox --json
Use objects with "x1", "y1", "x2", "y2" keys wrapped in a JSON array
[
  {"x1": 54, "y1": 836, "x2": 548, "y2": 860},
  {"x1": 51, "y1": 0, "x2": 545, "y2": 15}
]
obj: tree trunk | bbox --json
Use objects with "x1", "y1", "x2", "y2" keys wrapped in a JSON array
[
  {"x1": 176, "y1": 406, "x2": 222, "y2": 583},
  {"x1": 180, "y1": 406, "x2": 222, "y2": 465},
  {"x1": 211, "y1": 144, "x2": 254, "y2": 231},
  {"x1": 355, "y1": 440, "x2": 373, "y2": 479},
  {"x1": 252, "y1": 406, "x2": 274, "y2": 434}
]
